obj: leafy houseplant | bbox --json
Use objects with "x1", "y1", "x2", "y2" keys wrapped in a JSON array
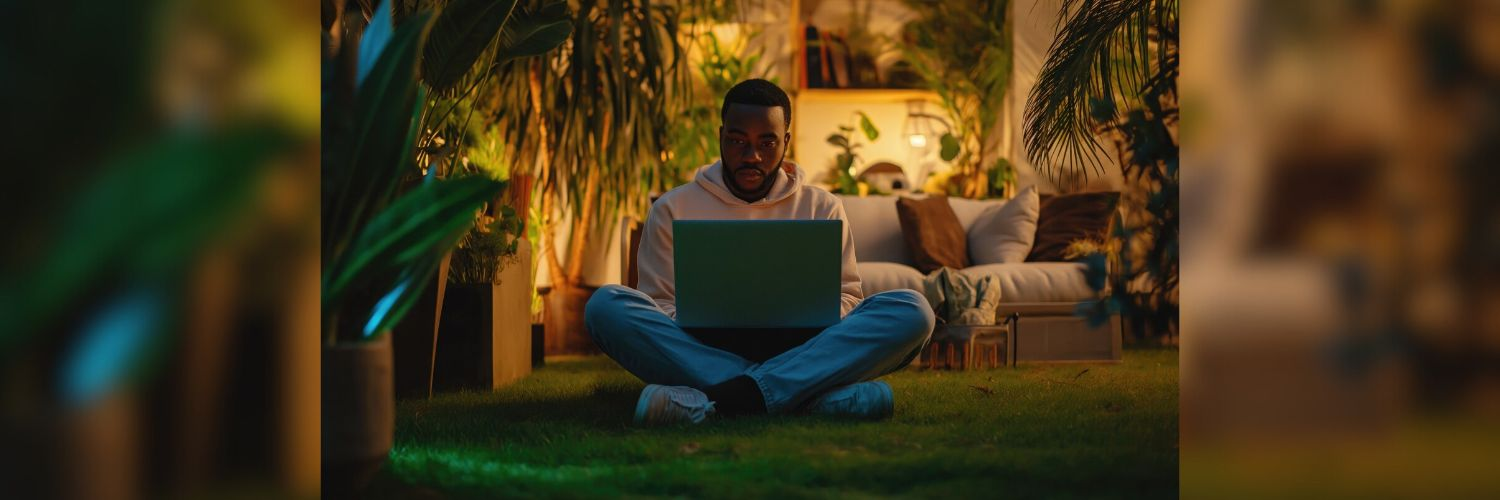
[
  {"x1": 435, "y1": 205, "x2": 528, "y2": 391},
  {"x1": 448, "y1": 207, "x2": 525, "y2": 285},
  {"x1": 899, "y1": 0, "x2": 1013, "y2": 199},
  {"x1": 322, "y1": 3, "x2": 494, "y2": 491},
  {"x1": 823, "y1": 111, "x2": 880, "y2": 196},
  {"x1": 321, "y1": 0, "x2": 568, "y2": 491},
  {"x1": 1023, "y1": 0, "x2": 1179, "y2": 340},
  {"x1": 322, "y1": 1, "x2": 505, "y2": 346}
]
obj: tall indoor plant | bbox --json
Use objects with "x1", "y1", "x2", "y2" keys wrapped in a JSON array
[{"x1": 488, "y1": 0, "x2": 693, "y2": 354}]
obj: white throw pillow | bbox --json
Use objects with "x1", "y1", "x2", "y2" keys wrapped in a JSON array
[
  {"x1": 967, "y1": 185, "x2": 1040, "y2": 264},
  {"x1": 855, "y1": 262, "x2": 926, "y2": 297}
]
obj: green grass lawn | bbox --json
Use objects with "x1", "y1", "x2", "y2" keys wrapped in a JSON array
[{"x1": 373, "y1": 348, "x2": 1178, "y2": 498}]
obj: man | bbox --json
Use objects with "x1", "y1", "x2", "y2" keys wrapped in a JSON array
[{"x1": 584, "y1": 79, "x2": 935, "y2": 425}]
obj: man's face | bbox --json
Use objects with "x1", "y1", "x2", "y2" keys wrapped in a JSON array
[{"x1": 719, "y1": 103, "x2": 791, "y2": 194}]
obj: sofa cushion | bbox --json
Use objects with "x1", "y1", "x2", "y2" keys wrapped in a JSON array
[
  {"x1": 947, "y1": 196, "x2": 1000, "y2": 230},
  {"x1": 959, "y1": 262, "x2": 1098, "y2": 303},
  {"x1": 839, "y1": 195, "x2": 913, "y2": 265},
  {"x1": 968, "y1": 185, "x2": 1040, "y2": 264},
  {"x1": 1027, "y1": 191, "x2": 1120, "y2": 262},
  {"x1": 896, "y1": 195, "x2": 970, "y2": 273},
  {"x1": 856, "y1": 262, "x2": 926, "y2": 297}
]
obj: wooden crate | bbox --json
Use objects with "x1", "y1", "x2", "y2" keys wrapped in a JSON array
[{"x1": 920, "y1": 314, "x2": 1018, "y2": 370}]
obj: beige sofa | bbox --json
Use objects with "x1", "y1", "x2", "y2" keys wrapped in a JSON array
[{"x1": 837, "y1": 194, "x2": 1122, "y2": 363}]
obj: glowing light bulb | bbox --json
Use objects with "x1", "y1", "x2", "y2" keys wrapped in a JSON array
[{"x1": 908, "y1": 134, "x2": 927, "y2": 148}]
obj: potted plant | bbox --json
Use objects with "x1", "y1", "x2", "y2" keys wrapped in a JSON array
[
  {"x1": 822, "y1": 111, "x2": 881, "y2": 196},
  {"x1": 434, "y1": 189, "x2": 530, "y2": 391},
  {"x1": 320, "y1": 0, "x2": 569, "y2": 493}
]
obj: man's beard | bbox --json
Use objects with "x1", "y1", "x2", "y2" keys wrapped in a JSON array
[{"x1": 722, "y1": 151, "x2": 785, "y2": 201}]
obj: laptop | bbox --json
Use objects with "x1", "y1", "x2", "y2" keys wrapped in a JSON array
[{"x1": 673, "y1": 220, "x2": 842, "y2": 329}]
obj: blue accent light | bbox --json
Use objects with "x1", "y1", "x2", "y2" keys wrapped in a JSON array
[
  {"x1": 364, "y1": 279, "x2": 410, "y2": 338},
  {"x1": 60, "y1": 288, "x2": 161, "y2": 408}
]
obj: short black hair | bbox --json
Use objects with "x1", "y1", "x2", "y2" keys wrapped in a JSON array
[{"x1": 721, "y1": 79, "x2": 792, "y2": 128}]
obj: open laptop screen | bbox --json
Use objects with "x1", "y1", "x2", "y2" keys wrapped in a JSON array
[{"x1": 673, "y1": 220, "x2": 842, "y2": 329}]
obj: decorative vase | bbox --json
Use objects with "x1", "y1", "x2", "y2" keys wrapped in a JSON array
[{"x1": 321, "y1": 335, "x2": 394, "y2": 498}]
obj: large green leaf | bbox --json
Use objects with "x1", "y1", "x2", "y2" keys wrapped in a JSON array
[
  {"x1": 356, "y1": 0, "x2": 395, "y2": 87},
  {"x1": 495, "y1": 1, "x2": 573, "y2": 65},
  {"x1": 323, "y1": 175, "x2": 505, "y2": 325},
  {"x1": 939, "y1": 132, "x2": 961, "y2": 161},
  {"x1": 857, "y1": 111, "x2": 879, "y2": 141},
  {"x1": 325, "y1": 10, "x2": 434, "y2": 262},
  {"x1": 826, "y1": 133, "x2": 849, "y2": 149},
  {"x1": 422, "y1": 0, "x2": 520, "y2": 95},
  {"x1": 2, "y1": 124, "x2": 291, "y2": 349}
]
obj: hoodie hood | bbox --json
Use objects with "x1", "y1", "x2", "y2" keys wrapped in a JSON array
[{"x1": 693, "y1": 159, "x2": 806, "y2": 207}]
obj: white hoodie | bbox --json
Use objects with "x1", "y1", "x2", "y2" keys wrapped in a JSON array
[{"x1": 636, "y1": 160, "x2": 864, "y2": 319}]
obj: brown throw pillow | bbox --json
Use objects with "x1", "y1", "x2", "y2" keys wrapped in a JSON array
[
  {"x1": 896, "y1": 196, "x2": 970, "y2": 273},
  {"x1": 1027, "y1": 192, "x2": 1120, "y2": 262}
]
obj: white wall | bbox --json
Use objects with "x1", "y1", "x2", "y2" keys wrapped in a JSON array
[
  {"x1": 533, "y1": 213, "x2": 626, "y2": 289},
  {"x1": 791, "y1": 91, "x2": 952, "y2": 188}
]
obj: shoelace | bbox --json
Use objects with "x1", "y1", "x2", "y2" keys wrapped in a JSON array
[{"x1": 650, "y1": 389, "x2": 714, "y2": 423}]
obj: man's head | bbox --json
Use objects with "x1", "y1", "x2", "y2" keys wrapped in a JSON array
[{"x1": 719, "y1": 79, "x2": 792, "y2": 201}]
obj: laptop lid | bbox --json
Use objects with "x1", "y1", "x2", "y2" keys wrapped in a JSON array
[{"x1": 673, "y1": 220, "x2": 842, "y2": 329}]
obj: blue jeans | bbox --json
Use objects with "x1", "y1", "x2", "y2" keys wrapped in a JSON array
[{"x1": 584, "y1": 285, "x2": 936, "y2": 413}]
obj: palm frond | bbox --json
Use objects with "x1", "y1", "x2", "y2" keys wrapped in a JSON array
[{"x1": 1023, "y1": 0, "x2": 1177, "y2": 181}]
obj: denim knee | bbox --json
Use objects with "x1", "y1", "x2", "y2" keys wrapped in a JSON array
[
  {"x1": 584, "y1": 285, "x2": 635, "y2": 342},
  {"x1": 869, "y1": 289, "x2": 936, "y2": 346}
]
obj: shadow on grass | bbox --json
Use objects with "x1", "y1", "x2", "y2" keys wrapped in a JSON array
[{"x1": 395, "y1": 360, "x2": 649, "y2": 445}]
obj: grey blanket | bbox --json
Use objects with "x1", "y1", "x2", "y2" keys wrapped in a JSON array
[{"x1": 921, "y1": 267, "x2": 1001, "y2": 326}]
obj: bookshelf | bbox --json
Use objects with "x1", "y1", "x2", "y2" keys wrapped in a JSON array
[{"x1": 793, "y1": 88, "x2": 940, "y2": 103}]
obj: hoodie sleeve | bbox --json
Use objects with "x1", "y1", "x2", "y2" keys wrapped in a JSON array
[
  {"x1": 635, "y1": 201, "x2": 677, "y2": 318},
  {"x1": 829, "y1": 199, "x2": 865, "y2": 317}
]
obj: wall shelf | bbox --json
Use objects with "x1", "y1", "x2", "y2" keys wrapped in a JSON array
[{"x1": 793, "y1": 88, "x2": 941, "y2": 104}]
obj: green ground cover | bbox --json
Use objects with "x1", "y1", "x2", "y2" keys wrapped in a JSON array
[{"x1": 374, "y1": 348, "x2": 1178, "y2": 498}]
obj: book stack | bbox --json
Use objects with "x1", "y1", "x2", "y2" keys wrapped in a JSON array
[{"x1": 800, "y1": 24, "x2": 877, "y2": 89}]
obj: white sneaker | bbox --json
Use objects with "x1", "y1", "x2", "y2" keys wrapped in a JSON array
[
  {"x1": 633, "y1": 384, "x2": 715, "y2": 425},
  {"x1": 805, "y1": 381, "x2": 894, "y2": 419}
]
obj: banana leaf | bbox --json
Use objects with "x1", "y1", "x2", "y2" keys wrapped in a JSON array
[
  {"x1": 495, "y1": 1, "x2": 573, "y2": 65},
  {"x1": 422, "y1": 0, "x2": 519, "y2": 95}
]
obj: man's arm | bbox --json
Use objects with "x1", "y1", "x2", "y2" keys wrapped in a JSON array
[{"x1": 635, "y1": 202, "x2": 678, "y2": 318}]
